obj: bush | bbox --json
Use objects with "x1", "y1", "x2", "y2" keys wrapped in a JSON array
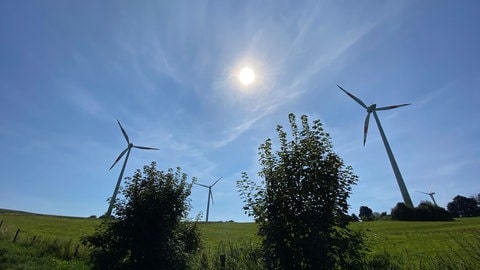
[
  {"x1": 237, "y1": 114, "x2": 366, "y2": 269},
  {"x1": 391, "y1": 202, "x2": 453, "y2": 221},
  {"x1": 83, "y1": 162, "x2": 200, "y2": 270}
]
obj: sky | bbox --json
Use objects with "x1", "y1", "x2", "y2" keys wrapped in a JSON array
[{"x1": 1, "y1": 1, "x2": 479, "y2": 222}]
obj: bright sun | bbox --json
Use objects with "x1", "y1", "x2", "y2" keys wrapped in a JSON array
[{"x1": 238, "y1": 67, "x2": 255, "y2": 86}]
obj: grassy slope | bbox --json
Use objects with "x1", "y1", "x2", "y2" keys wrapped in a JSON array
[
  {"x1": 1, "y1": 209, "x2": 480, "y2": 266},
  {"x1": 354, "y1": 218, "x2": 480, "y2": 262},
  {"x1": 0, "y1": 210, "x2": 101, "y2": 241}
]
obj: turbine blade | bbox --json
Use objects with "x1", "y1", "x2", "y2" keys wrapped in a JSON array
[
  {"x1": 363, "y1": 112, "x2": 371, "y2": 146},
  {"x1": 211, "y1": 177, "x2": 222, "y2": 187},
  {"x1": 109, "y1": 148, "x2": 129, "y2": 170},
  {"x1": 117, "y1": 120, "x2": 130, "y2": 144},
  {"x1": 376, "y1": 104, "x2": 411, "y2": 111},
  {"x1": 194, "y1": 183, "x2": 209, "y2": 188},
  {"x1": 133, "y1": 145, "x2": 159, "y2": 150},
  {"x1": 337, "y1": 85, "x2": 368, "y2": 108},
  {"x1": 210, "y1": 190, "x2": 214, "y2": 205}
]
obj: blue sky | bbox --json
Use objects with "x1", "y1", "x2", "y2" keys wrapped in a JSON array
[{"x1": 1, "y1": 1, "x2": 479, "y2": 221}]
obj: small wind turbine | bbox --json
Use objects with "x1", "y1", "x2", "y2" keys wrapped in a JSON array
[
  {"x1": 338, "y1": 85, "x2": 414, "y2": 208},
  {"x1": 195, "y1": 177, "x2": 222, "y2": 222},
  {"x1": 106, "y1": 120, "x2": 159, "y2": 217},
  {"x1": 417, "y1": 190, "x2": 438, "y2": 207}
]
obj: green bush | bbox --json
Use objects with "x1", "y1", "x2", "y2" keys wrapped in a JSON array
[
  {"x1": 391, "y1": 202, "x2": 453, "y2": 221},
  {"x1": 83, "y1": 162, "x2": 200, "y2": 270}
]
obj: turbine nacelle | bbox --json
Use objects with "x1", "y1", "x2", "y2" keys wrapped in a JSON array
[{"x1": 367, "y1": 104, "x2": 377, "y2": 112}]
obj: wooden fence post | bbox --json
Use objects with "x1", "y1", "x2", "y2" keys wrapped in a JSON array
[
  {"x1": 31, "y1": 235, "x2": 37, "y2": 245},
  {"x1": 0, "y1": 220, "x2": 3, "y2": 229},
  {"x1": 220, "y1": 254, "x2": 226, "y2": 270},
  {"x1": 74, "y1": 244, "x2": 80, "y2": 257},
  {"x1": 12, "y1": 228, "x2": 20, "y2": 243}
]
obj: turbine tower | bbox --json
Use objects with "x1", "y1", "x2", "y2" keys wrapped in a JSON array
[
  {"x1": 195, "y1": 177, "x2": 222, "y2": 222},
  {"x1": 106, "y1": 120, "x2": 159, "y2": 217},
  {"x1": 417, "y1": 191, "x2": 438, "y2": 207},
  {"x1": 338, "y1": 85, "x2": 414, "y2": 208}
]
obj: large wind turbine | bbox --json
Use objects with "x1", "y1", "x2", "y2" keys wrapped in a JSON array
[
  {"x1": 195, "y1": 177, "x2": 222, "y2": 222},
  {"x1": 338, "y1": 85, "x2": 414, "y2": 208},
  {"x1": 106, "y1": 120, "x2": 159, "y2": 217},
  {"x1": 417, "y1": 190, "x2": 438, "y2": 207}
]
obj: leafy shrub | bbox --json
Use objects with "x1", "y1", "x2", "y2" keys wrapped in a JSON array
[
  {"x1": 391, "y1": 202, "x2": 453, "y2": 221},
  {"x1": 238, "y1": 114, "x2": 366, "y2": 269},
  {"x1": 83, "y1": 162, "x2": 200, "y2": 270}
]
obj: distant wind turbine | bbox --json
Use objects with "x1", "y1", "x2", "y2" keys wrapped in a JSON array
[
  {"x1": 417, "y1": 190, "x2": 438, "y2": 207},
  {"x1": 195, "y1": 177, "x2": 222, "y2": 222},
  {"x1": 338, "y1": 85, "x2": 414, "y2": 208},
  {"x1": 106, "y1": 120, "x2": 159, "y2": 217}
]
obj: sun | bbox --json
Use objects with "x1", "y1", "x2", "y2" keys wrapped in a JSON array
[{"x1": 238, "y1": 67, "x2": 255, "y2": 86}]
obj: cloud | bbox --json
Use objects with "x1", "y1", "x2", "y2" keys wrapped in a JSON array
[{"x1": 62, "y1": 83, "x2": 105, "y2": 118}]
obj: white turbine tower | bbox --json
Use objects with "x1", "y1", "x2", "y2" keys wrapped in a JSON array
[
  {"x1": 417, "y1": 190, "x2": 438, "y2": 207},
  {"x1": 338, "y1": 85, "x2": 414, "y2": 208},
  {"x1": 195, "y1": 177, "x2": 222, "y2": 222},
  {"x1": 106, "y1": 120, "x2": 159, "y2": 217}
]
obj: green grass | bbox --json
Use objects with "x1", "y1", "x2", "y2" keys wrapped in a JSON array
[
  {"x1": 0, "y1": 209, "x2": 98, "y2": 269},
  {"x1": 197, "y1": 222, "x2": 259, "y2": 249},
  {"x1": 1, "y1": 209, "x2": 480, "y2": 268},
  {"x1": 0, "y1": 209, "x2": 100, "y2": 241},
  {"x1": 353, "y1": 218, "x2": 480, "y2": 264}
]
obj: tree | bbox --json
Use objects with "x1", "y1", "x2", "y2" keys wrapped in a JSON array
[
  {"x1": 237, "y1": 114, "x2": 364, "y2": 270},
  {"x1": 447, "y1": 195, "x2": 479, "y2": 217},
  {"x1": 359, "y1": 206, "x2": 374, "y2": 221},
  {"x1": 391, "y1": 201, "x2": 453, "y2": 221},
  {"x1": 350, "y1": 213, "x2": 360, "y2": 222},
  {"x1": 83, "y1": 162, "x2": 200, "y2": 270}
]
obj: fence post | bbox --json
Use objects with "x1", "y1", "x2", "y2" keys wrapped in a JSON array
[
  {"x1": 220, "y1": 254, "x2": 226, "y2": 270},
  {"x1": 31, "y1": 235, "x2": 37, "y2": 245},
  {"x1": 13, "y1": 228, "x2": 20, "y2": 242},
  {"x1": 74, "y1": 244, "x2": 80, "y2": 257},
  {"x1": 0, "y1": 220, "x2": 3, "y2": 229}
]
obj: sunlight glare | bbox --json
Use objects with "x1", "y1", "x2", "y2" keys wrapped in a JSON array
[{"x1": 239, "y1": 67, "x2": 255, "y2": 86}]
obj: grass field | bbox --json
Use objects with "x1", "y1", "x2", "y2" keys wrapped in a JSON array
[
  {"x1": 356, "y1": 218, "x2": 480, "y2": 264},
  {"x1": 1, "y1": 209, "x2": 480, "y2": 269}
]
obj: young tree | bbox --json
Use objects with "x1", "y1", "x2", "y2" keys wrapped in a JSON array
[
  {"x1": 237, "y1": 114, "x2": 364, "y2": 270},
  {"x1": 83, "y1": 162, "x2": 200, "y2": 270}
]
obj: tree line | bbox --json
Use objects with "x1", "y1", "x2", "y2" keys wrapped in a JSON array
[{"x1": 355, "y1": 193, "x2": 480, "y2": 222}]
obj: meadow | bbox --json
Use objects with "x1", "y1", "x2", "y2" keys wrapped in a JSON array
[{"x1": 1, "y1": 209, "x2": 479, "y2": 269}]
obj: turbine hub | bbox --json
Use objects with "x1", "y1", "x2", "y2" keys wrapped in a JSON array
[{"x1": 367, "y1": 104, "x2": 376, "y2": 112}]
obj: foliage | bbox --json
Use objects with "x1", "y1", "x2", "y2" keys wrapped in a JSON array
[
  {"x1": 447, "y1": 195, "x2": 480, "y2": 217},
  {"x1": 359, "y1": 206, "x2": 374, "y2": 221},
  {"x1": 0, "y1": 234, "x2": 89, "y2": 269},
  {"x1": 83, "y1": 162, "x2": 200, "y2": 270},
  {"x1": 391, "y1": 202, "x2": 453, "y2": 221},
  {"x1": 190, "y1": 241, "x2": 263, "y2": 270},
  {"x1": 350, "y1": 213, "x2": 360, "y2": 222},
  {"x1": 237, "y1": 113, "x2": 364, "y2": 269}
]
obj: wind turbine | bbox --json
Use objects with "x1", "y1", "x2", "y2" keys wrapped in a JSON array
[
  {"x1": 417, "y1": 190, "x2": 438, "y2": 207},
  {"x1": 338, "y1": 85, "x2": 414, "y2": 208},
  {"x1": 106, "y1": 120, "x2": 159, "y2": 217},
  {"x1": 195, "y1": 177, "x2": 222, "y2": 222}
]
